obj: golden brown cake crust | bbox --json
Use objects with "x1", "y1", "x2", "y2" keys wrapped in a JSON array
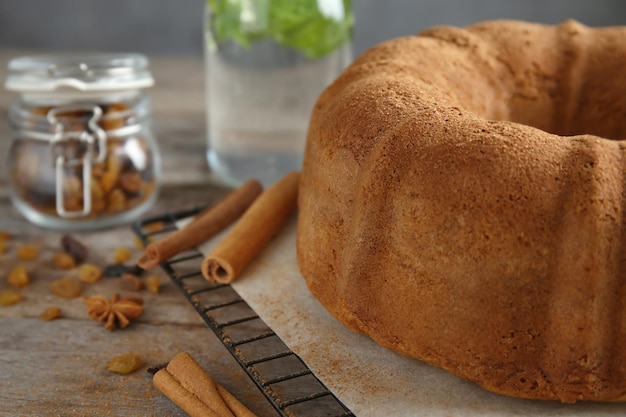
[{"x1": 296, "y1": 20, "x2": 626, "y2": 403}]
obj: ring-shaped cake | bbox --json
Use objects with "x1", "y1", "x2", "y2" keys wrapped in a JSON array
[{"x1": 297, "y1": 19, "x2": 626, "y2": 403}]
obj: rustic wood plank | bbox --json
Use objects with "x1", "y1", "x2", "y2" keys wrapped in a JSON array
[{"x1": 0, "y1": 318, "x2": 276, "y2": 416}]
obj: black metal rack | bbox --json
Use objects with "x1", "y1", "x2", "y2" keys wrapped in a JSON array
[{"x1": 133, "y1": 207, "x2": 354, "y2": 417}]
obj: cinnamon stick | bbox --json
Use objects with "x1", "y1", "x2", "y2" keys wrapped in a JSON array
[
  {"x1": 137, "y1": 179, "x2": 263, "y2": 270},
  {"x1": 153, "y1": 352, "x2": 257, "y2": 417},
  {"x1": 153, "y1": 368, "x2": 222, "y2": 417},
  {"x1": 201, "y1": 171, "x2": 299, "y2": 284}
]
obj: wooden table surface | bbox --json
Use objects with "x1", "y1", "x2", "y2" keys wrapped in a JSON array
[{"x1": 0, "y1": 49, "x2": 279, "y2": 416}]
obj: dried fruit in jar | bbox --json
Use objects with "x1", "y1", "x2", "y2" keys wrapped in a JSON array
[
  {"x1": 77, "y1": 263, "x2": 103, "y2": 283},
  {"x1": 100, "y1": 170, "x2": 118, "y2": 194},
  {"x1": 119, "y1": 172, "x2": 142, "y2": 194},
  {"x1": 39, "y1": 306, "x2": 62, "y2": 321},
  {"x1": 17, "y1": 244, "x2": 39, "y2": 260},
  {"x1": 106, "y1": 352, "x2": 142, "y2": 374},
  {"x1": 10, "y1": 112, "x2": 157, "y2": 222},
  {"x1": 0, "y1": 289, "x2": 23, "y2": 306},
  {"x1": 51, "y1": 277, "x2": 82, "y2": 298},
  {"x1": 7, "y1": 265, "x2": 30, "y2": 288},
  {"x1": 107, "y1": 188, "x2": 126, "y2": 213},
  {"x1": 52, "y1": 251, "x2": 76, "y2": 269},
  {"x1": 100, "y1": 103, "x2": 129, "y2": 131}
]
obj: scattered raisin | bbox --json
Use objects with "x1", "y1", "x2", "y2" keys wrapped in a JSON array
[
  {"x1": 144, "y1": 275, "x2": 160, "y2": 294},
  {"x1": 39, "y1": 306, "x2": 62, "y2": 321},
  {"x1": 51, "y1": 277, "x2": 82, "y2": 298},
  {"x1": 0, "y1": 289, "x2": 22, "y2": 306},
  {"x1": 78, "y1": 263, "x2": 103, "y2": 283},
  {"x1": 144, "y1": 221, "x2": 165, "y2": 233},
  {"x1": 120, "y1": 273, "x2": 144, "y2": 292},
  {"x1": 106, "y1": 353, "x2": 143, "y2": 374},
  {"x1": 7, "y1": 265, "x2": 30, "y2": 288},
  {"x1": 133, "y1": 236, "x2": 148, "y2": 250},
  {"x1": 52, "y1": 251, "x2": 76, "y2": 269},
  {"x1": 113, "y1": 246, "x2": 131, "y2": 263},
  {"x1": 61, "y1": 235, "x2": 88, "y2": 264},
  {"x1": 17, "y1": 245, "x2": 39, "y2": 260},
  {"x1": 103, "y1": 263, "x2": 142, "y2": 278}
]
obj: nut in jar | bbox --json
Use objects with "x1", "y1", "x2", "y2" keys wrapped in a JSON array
[{"x1": 5, "y1": 54, "x2": 160, "y2": 230}]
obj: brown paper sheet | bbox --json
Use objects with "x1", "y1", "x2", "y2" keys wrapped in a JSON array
[{"x1": 181, "y1": 216, "x2": 625, "y2": 416}]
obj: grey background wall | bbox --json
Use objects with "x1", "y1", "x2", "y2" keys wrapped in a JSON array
[{"x1": 0, "y1": 0, "x2": 625, "y2": 57}]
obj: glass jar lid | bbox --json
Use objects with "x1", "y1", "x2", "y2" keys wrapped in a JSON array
[{"x1": 4, "y1": 53, "x2": 154, "y2": 93}]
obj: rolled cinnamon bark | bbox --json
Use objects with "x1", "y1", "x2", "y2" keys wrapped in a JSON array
[
  {"x1": 153, "y1": 367, "x2": 223, "y2": 417},
  {"x1": 137, "y1": 179, "x2": 263, "y2": 270},
  {"x1": 201, "y1": 171, "x2": 299, "y2": 284},
  {"x1": 153, "y1": 352, "x2": 257, "y2": 417}
]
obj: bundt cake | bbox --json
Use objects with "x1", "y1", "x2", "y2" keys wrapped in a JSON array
[{"x1": 296, "y1": 19, "x2": 626, "y2": 403}]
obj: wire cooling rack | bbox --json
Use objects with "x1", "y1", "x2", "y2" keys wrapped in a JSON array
[{"x1": 132, "y1": 207, "x2": 354, "y2": 417}]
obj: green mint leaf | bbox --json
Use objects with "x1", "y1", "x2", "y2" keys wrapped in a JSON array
[{"x1": 206, "y1": 0, "x2": 353, "y2": 59}]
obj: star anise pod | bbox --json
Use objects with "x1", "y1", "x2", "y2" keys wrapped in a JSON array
[{"x1": 83, "y1": 293, "x2": 144, "y2": 331}]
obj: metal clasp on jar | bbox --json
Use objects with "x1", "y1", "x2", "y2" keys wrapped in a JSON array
[{"x1": 47, "y1": 104, "x2": 108, "y2": 218}]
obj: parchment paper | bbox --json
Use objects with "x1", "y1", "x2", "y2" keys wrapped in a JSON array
[{"x1": 183, "y1": 215, "x2": 625, "y2": 416}]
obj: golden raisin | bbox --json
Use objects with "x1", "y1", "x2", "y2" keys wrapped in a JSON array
[
  {"x1": 17, "y1": 245, "x2": 39, "y2": 260},
  {"x1": 113, "y1": 246, "x2": 131, "y2": 263},
  {"x1": 31, "y1": 106, "x2": 52, "y2": 116},
  {"x1": 100, "y1": 171, "x2": 118, "y2": 193},
  {"x1": 106, "y1": 353, "x2": 142, "y2": 374},
  {"x1": 7, "y1": 265, "x2": 30, "y2": 288},
  {"x1": 132, "y1": 236, "x2": 144, "y2": 250},
  {"x1": 119, "y1": 172, "x2": 142, "y2": 194},
  {"x1": 63, "y1": 175, "x2": 82, "y2": 199},
  {"x1": 0, "y1": 240, "x2": 7, "y2": 254},
  {"x1": 0, "y1": 289, "x2": 22, "y2": 306},
  {"x1": 100, "y1": 103, "x2": 128, "y2": 131},
  {"x1": 51, "y1": 277, "x2": 82, "y2": 298},
  {"x1": 90, "y1": 179, "x2": 106, "y2": 214},
  {"x1": 107, "y1": 188, "x2": 126, "y2": 213},
  {"x1": 120, "y1": 273, "x2": 143, "y2": 292},
  {"x1": 144, "y1": 221, "x2": 165, "y2": 233},
  {"x1": 0, "y1": 231, "x2": 10, "y2": 241},
  {"x1": 39, "y1": 306, "x2": 62, "y2": 321},
  {"x1": 78, "y1": 263, "x2": 103, "y2": 283},
  {"x1": 144, "y1": 275, "x2": 160, "y2": 294},
  {"x1": 92, "y1": 162, "x2": 105, "y2": 179},
  {"x1": 52, "y1": 251, "x2": 76, "y2": 269},
  {"x1": 106, "y1": 153, "x2": 124, "y2": 174}
]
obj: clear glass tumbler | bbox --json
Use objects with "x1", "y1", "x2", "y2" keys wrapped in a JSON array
[{"x1": 204, "y1": 0, "x2": 353, "y2": 187}]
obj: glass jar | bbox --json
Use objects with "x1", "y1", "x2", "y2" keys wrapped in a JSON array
[
  {"x1": 4, "y1": 53, "x2": 160, "y2": 230},
  {"x1": 204, "y1": 0, "x2": 354, "y2": 187}
]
